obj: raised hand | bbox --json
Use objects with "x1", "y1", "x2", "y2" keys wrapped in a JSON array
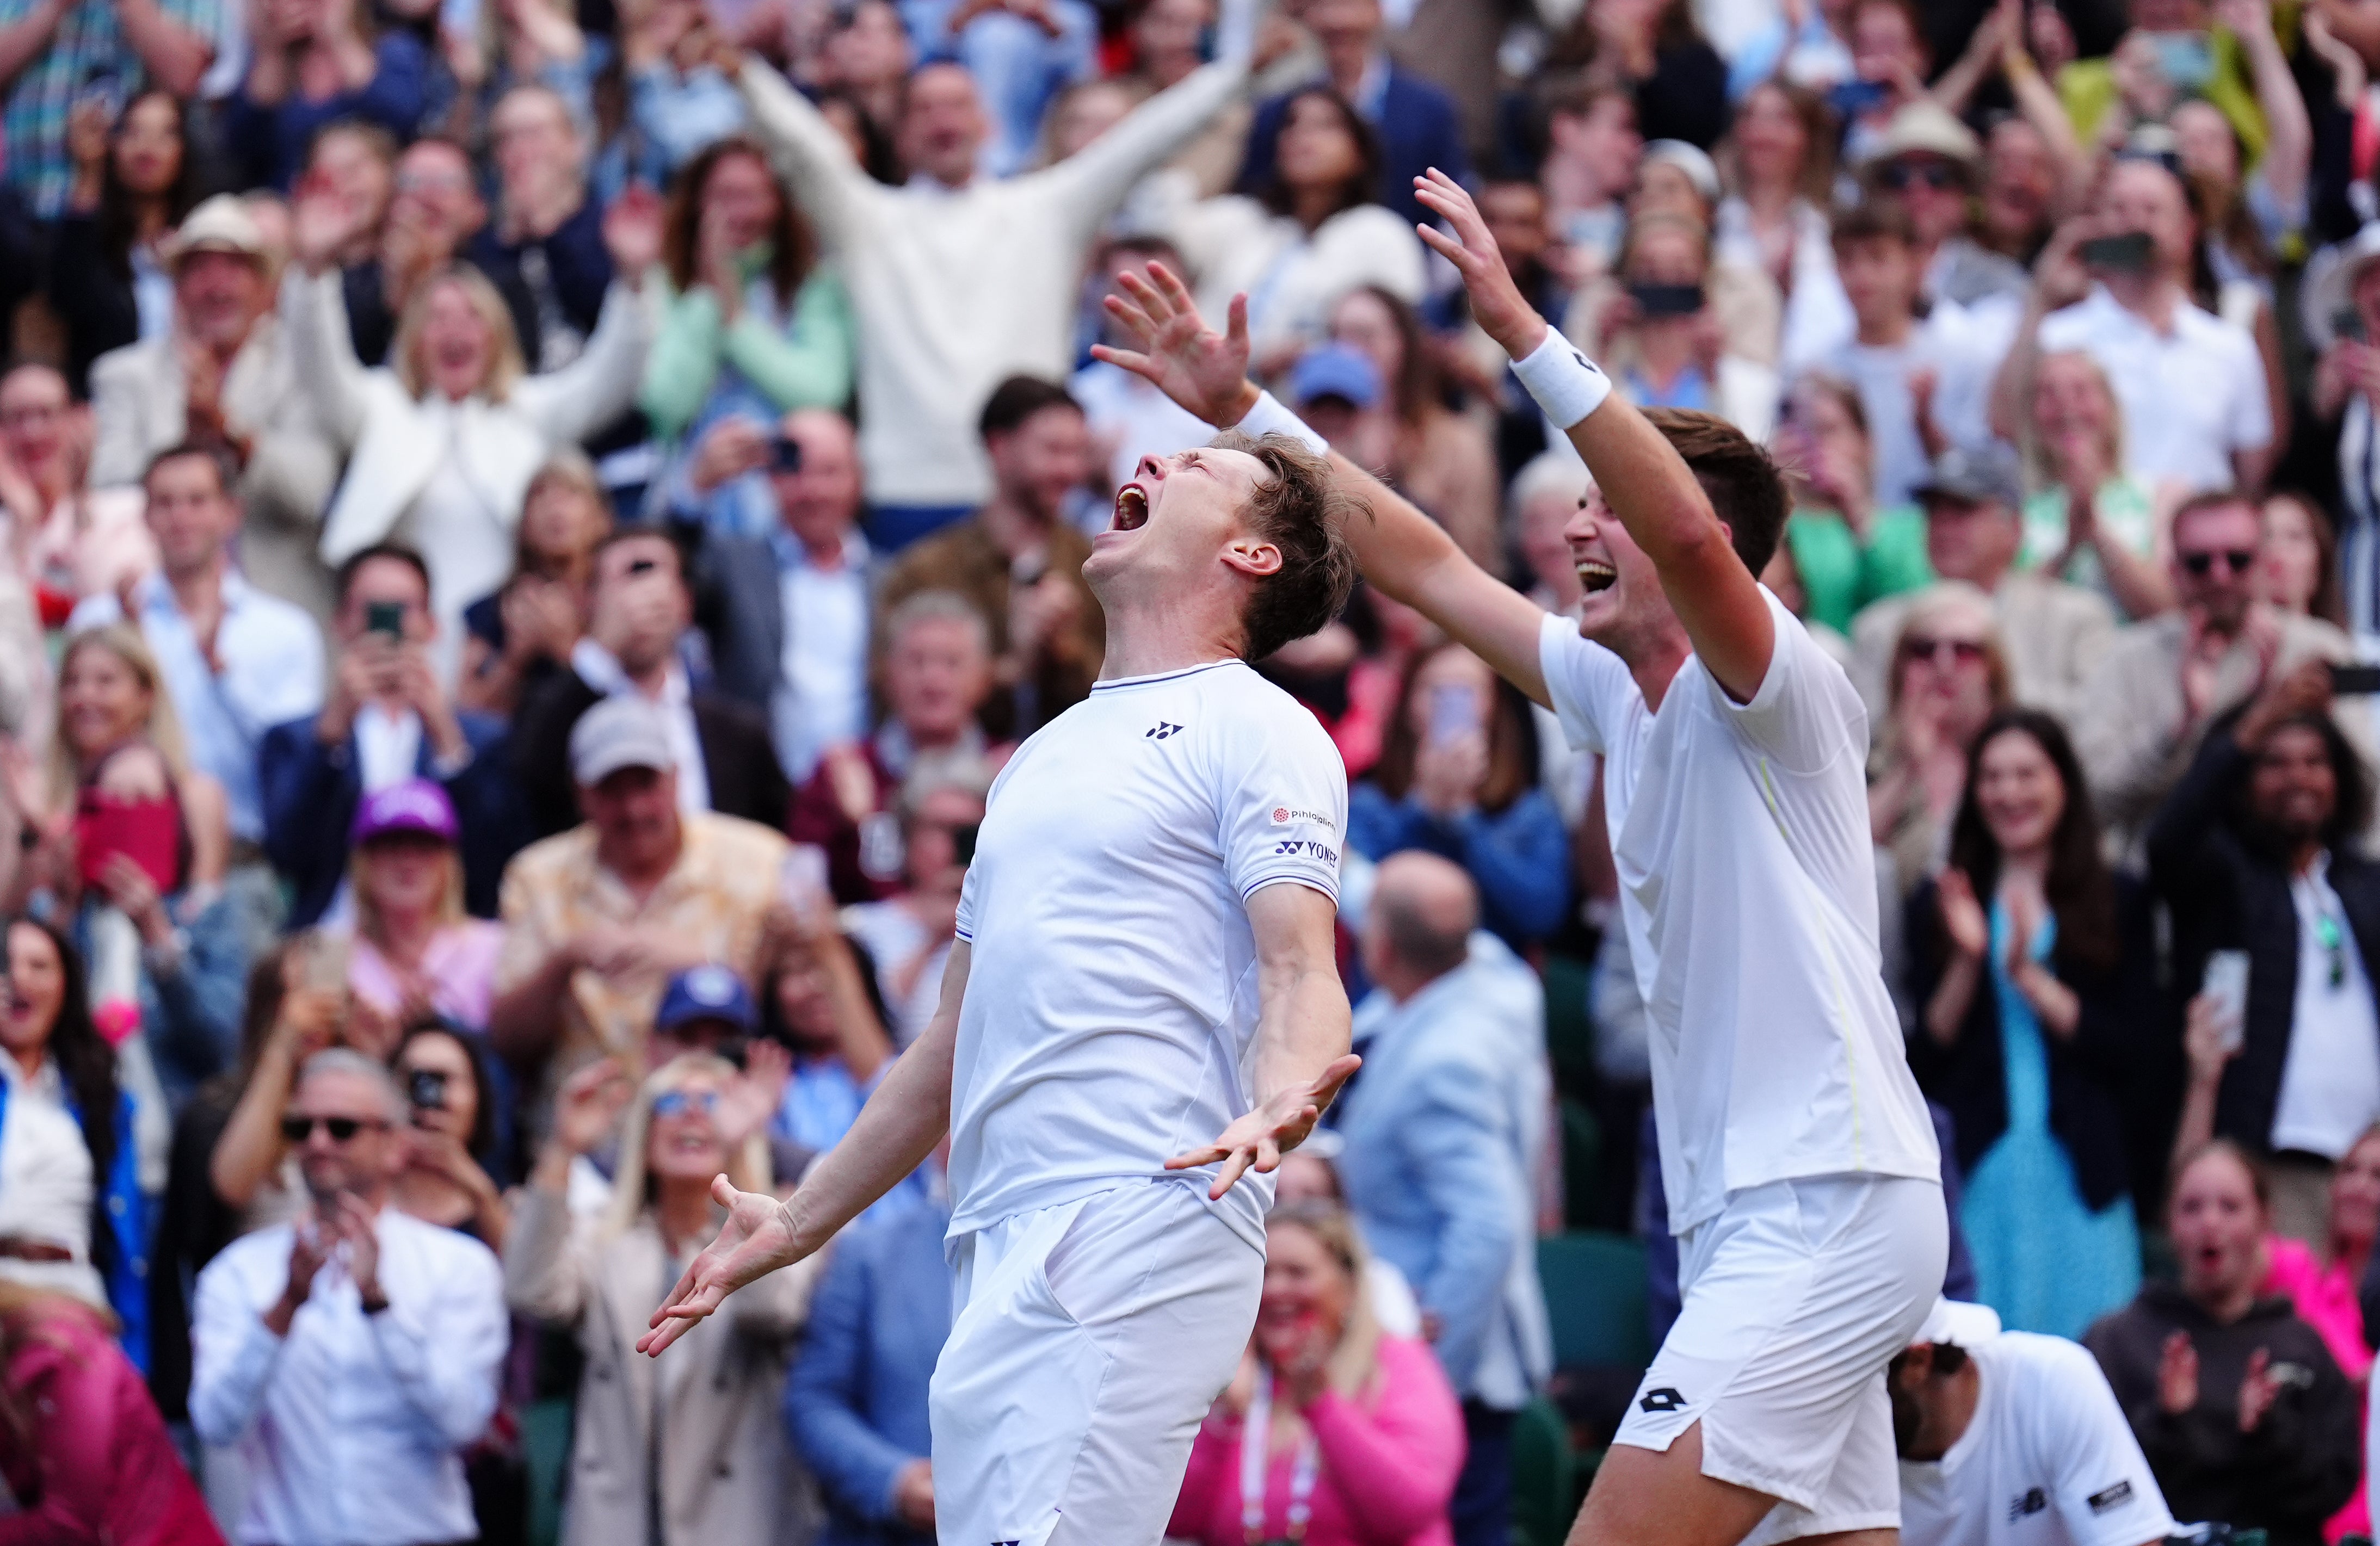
[
  {"x1": 552, "y1": 1055, "x2": 636, "y2": 1155},
  {"x1": 638, "y1": 1174, "x2": 802, "y2": 1356},
  {"x1": 291, "y1": 171, "x2": 366, "y2": 276},
  {"x1": 1411, "y1": 168, "x2": 1546, "y2": 358},
  {"x1": 2156, "y1": 1329, "x2": 2200, "y2": 1415},
  {"x1": 1935, "y1": 868, "x2": 1990, "y2": 961},
  {"x1": 602, "y1": 184, "x2": 664, "y2": 283},
  {"x1": 1090, "y1": 262, "x2": 1259, "y2": 427},
  {"x1": 1164, "y1": 1053, "x2": 1361, "y2": 1200}
]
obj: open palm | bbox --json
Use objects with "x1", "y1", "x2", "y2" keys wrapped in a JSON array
[
  {"x1": 1090, "y1": 263, "x2": 1257, "y2": 428},
  {"x1": 637, "y1": 1175, "x2": 800, "y2": 1356}
]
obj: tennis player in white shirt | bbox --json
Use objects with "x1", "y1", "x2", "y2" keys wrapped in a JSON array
[
  {"x1": 1084, "y1": 173, "x2": 1945, "y2": 1546},
  {"x1": 632, "y1": 400, "x2": 1365, "y2": 1545}
]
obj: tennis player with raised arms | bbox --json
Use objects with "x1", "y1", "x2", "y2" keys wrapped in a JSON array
[
  {"x1": 633, "y1": 378, "x2": 1366, "y2": 1541},
  {"x1": 1088, "y1": 171, "x2": 1945, "y2": 1546}
]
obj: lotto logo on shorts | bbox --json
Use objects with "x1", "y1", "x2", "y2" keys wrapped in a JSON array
[{"x1": 1637, "y1": 1387, "x2": 1686, "y2": 1414}]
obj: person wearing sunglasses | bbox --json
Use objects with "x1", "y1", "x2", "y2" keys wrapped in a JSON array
[
  {"x1": 189, "y1": 1047, "x2": 508, "y2": 1546},
  {"x1": 2074, "y1": 490, "x2": 2365, "y2": 861},
  {"x1": 2154, "y1": 658, "x2": 2380, "y2": 1251},
  {"x1": 1865, "y1": 584, "x2": 2012, "y2": 910},
  {"x1": 1857, "y1": 100, "x2": 2031, "y2": 316},
  {"x1": 505, "y1": 1053, "x2": 818, "y2": 1546}
]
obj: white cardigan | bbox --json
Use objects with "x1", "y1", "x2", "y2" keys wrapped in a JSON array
[{"x1": 290, "y1": 267, "x2": 651, "y2": 672}]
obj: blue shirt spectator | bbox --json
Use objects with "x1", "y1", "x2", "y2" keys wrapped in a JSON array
[{"x1": 225, "y1": 24, "x2": 429, "y2": 191}]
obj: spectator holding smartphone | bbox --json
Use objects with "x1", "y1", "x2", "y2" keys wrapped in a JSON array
[
  {"x1": 2310, "y1": 228, "x2": 2380, "y2": 635},
  {"x1": 387, "y1": 1022, "x2": 509, "y2": 1248}
]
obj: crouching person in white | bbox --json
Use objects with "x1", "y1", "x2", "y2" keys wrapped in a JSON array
[
  {"x1": 1894, "y1": 1300, "x2": 2176, "y2": 1546},
  {"x1": 635, "y1": 423, "x2": 1366, "y2": 1546}
]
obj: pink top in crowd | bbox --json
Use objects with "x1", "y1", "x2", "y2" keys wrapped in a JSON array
[
  {"x1": 347, "y1": 921, "x2": 507, "y2": 1030},
  {"x1": 2262, "y1": 1234, "x2": 2372, "y2": 1542},
  {"x1": 1168, "y1": 1334, "x2": 1466, "y2": 1546}
]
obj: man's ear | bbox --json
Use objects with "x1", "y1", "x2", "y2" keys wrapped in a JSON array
[{"x1": 1220, "y1": 537, "x2": 1283, "y2": 580}]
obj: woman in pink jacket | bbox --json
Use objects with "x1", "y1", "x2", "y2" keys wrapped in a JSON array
[
  {"x1": 1169, "y1": 1200, "x2": 1466, "y2": 1546},
  {"x1": 2261, "y1": 1124, "x2": 2380, "y2": 1542}
]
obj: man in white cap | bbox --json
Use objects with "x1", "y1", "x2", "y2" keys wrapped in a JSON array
[
  {"x1": 1859, "y1": 101, "x2": 2030, "y2": 316},
  {"x1": 87, "y1": 191, "x2": 341, "y2": 621},
  {"x1": 1893, "y1": 1298, "x2": 2175, "y2": 1546}
]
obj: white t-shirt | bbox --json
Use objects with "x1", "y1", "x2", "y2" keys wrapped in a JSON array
[
  {"x1": 1538, "y1": 591, "x2": 1937, "y2": 1234},
  {"x1": 2269, "y1": 855, "x2": 2380, "y2": 1158},
  {"x1": 948, "y1": 659, "x2": 1348, "y2": 1252},
  {"x1": 2035, "y1": 286, "x2": 2272, "y2": 495},
  {"x1": 1898, "y1": 1333, "x2": 2177, "y2": 1546}
]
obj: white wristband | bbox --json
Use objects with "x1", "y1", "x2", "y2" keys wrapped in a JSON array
[
  {"x1": 1510, "y1": 330, "x2": 1613, "y2": 430},
  {"x1": 1226, "y1": 390, "x2": 1330, "y2": 457}
]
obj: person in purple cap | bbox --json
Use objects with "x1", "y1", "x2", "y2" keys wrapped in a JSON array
[{"x1": 333, "y1": 778, "x2": 507, "y2": 1034}]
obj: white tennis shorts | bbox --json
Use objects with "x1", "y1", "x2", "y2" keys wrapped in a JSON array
[
  {"x1": 928, "y1": 1179, "x2": 1264, "y2": 1546},
  {"x1": 1614, "y1": 1173, "x2": 1945, "y2": 1543}
]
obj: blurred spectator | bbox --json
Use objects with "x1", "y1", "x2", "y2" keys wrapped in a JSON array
[
  {"x1": 4, "y1": 625, "x2": 245, "y2": 1109},
  {"x1": 674, "y1": 409, "x2": 871, "y2": 780},
  {"x1": 788, "y1": 589, "x2": 995, "y2": 907},
  {"x1": 1975, "y1": 114, "x2": 2066, "y2": 268},
  {"x1": 842, "y1": 775, "x2": 982, "y2": 1044},
  {"x1": 1906, "y1": 710, "x2": 2143, "y2": 1339},
  {"x1": 0, "y1": 1283, "x2": 224, "y2": 1545},
  {"x1": 733, "y1": 41, "x2": 1257, "y2": 547},
  {"x1": 387, "y1": 1022, "x2": 509, "y2": 1247},
  {"x1": 1835, "y1": 0, "x2": 1932, "y2": 158},
  {"x1": 489, "y1": 694, "x2": 789, "y2": 1092},
  {"x1": 758, "y1": 902, "x2": 898, "y2": 1159},
  {"x1": 1070, "y1": 233, "x2": 1215, "y2": 490},
  {"x1": 1545, "y1": 0, "x2": 1730, "y2": 151},
  {"x1": 1234, "y1": 0, "x2": 1468, "y2": 224},
  {"x1": 2313, "y1": 230, "x2": 2380, "y2": 634},
  {"x1": 2154, "y1": 666, "x2": 2380, "y2": 1242},
  {"x1": 511, "y1": 525, "x2": 788, "y2": 837},
  {"x1": 787, "y1": 1195, "x2": 951, "y2": 1546},
  {"x1": 88, "y1": 198, "x2": 342, "y2": 623},
  {"x1": 909, "y1": 0, "x2": 1100, "y2": 178},
  {"x1": 641, "y1": 137, "x2": 855, "y2": 540},
  {"x1": 1721, "y1": 0, "x2": 1853, "y2": 97},
  {"x1": 1169, "y1": 1199, "x2": 1466, "y2": 1546},
  {"x1": 1119, "y1": 0, "x2": 1241, "y2": 198},
  {"x1": 0, "y1": 361, "x2": 155, "y2": 620},
  {"x1": 621, "y1": 0, "x2": 748, "y2": 183},
  {"x1": 2263, "y1": 1127, "x2": 2380, "y2": 1542},
  {"x1": 2256, "y1": 491, "x2": 2345, "y2": 627},
  {"x1": 457, "y1": 446, "x2": 612, "y2": 718},
  {"x1": 2085, "y1": 1141, "x2": 2361, "y2": 1546},
  {"x1": 1993, "y1": 161, "x2": 2274, "y2": 498},
  {"x1": 464, "y1": 84, "x2": 613, "y2": 373},
  {"x1": 338, "y1": 780, "x2": 505, "y2": 1031},
  {"x1": 225, "y1": 0, "x2": 431, "y2": 190},
  {"x1": 1349, "y1": 643, "x2": 1569, "y2": 951},
  {"x1": 2078, "y1": 491, "x2": 2356, "y2": 859},
  {"x1": 49, "y1": 90, "x2": 201, "y2": 393},
  {"x1": 1718, "y1": 79, "x2": 1852, "y2": 374},
  {"x1": 1537, "y1": 81, "x2": 1640, "y2": 273},
  {"x1": 68, "y1": 445, "x2": 324, "y2": 947},
  {"x1": 1327, "y1": 286, "x2": 1498, "y2": 568},
  {"x1": 506, "y1": 1053, "x2": 819, "y2": 1546},
  {"x1": 1181, "y1": 84, "x2": 1427, "y2": 370},
  {"x1": 1584, "y1": 209, "x2": 1777, "y2": 440},
  {"x1": 0, "y1": 0, "x2": 215, "y2": 219},
  {"x1": 2170, "y1": 1, "x2": 2307, "y2": 296},
  {"x1": 332, "y1": 138, "x2": 520, "y2": 369},
  {"x1": 1892, "y1": 1299, "x2": 2178, "y2": 1546},
  {"x1": 1288, "y1": 343, "x2": 1393, "y2": 473},
  {"x1": 1859, "y1": 100, "x2": 2030, "y2": 315},
  {"x1": 288, "y1": 172, "x2": 659, "y2": 679},
  {"x1": 811, "y1": 1, "x2": 908, "y2": 172},
  {"x1": 200, "y1": 947, "x2": 353, "y2": 1227},
  {"x1": 189, "y1": 1049, "x2": 508, "y2": 1545},
  {"x1": 1865, "y1": 584, "x2": 2011, "y2": 901},
  {"x1": 1774, "y1": 374, "x2": 1931, "y2": 635},
  {"x1": 420, "y1": 0, "x2": 591, "y2": 161},
  {"x1": 1850, "y1": 447, "x2": 2115, "y2": 726},
  {"x1": 0, "y1": 917, "x2": 147, "y2": 1365},
  {"x1": 1333, "y1": 852, "x2": 1548, "y2": 1546},
  {"x1": 294, "y1": 119, "x2": 396, "y2": 273},
  {"x1": 2016, "y1": 349, "x2": 2176, "y2": 621},
  {"x1": 259, "y1": 544, "x2": 522, "y2": 927},
  {"x1": 880, "y1": 376, "x2": 1102, "y2": 741}
]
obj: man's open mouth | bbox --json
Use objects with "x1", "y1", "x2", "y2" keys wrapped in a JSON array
[
  {"x1": 1577, "y1": 559, "x2": 1618, "y2": 593},
  {"x1": 1111, "y1": 484, "x2": 1149, "y2": 533}
]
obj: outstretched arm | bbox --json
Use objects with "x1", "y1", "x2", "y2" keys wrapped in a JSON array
[
  {"x1": 637, "y1": 942, "x2": 967, "y2": 1356},
  {"x1": 1093, "y1": 266, "x2": 1552, "y2": 706},
  {"x1": 1412, "y1": 170, "x2": 1775, "y2": 703}
]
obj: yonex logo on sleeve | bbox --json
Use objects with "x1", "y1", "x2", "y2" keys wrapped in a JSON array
[
  {"x1": 2086, "y1": 1481, "x2": 2132, "y2": 1514},
  {"x1": 1637, "y1": 1387, "x2": 1686, "y2": 1414},
  {"x1": 1145, "y1": 721, "x2": 1184, "y2": 740}
]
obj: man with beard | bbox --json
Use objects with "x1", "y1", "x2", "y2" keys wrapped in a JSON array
[{"x1": 1891, "y1": 1298, "x2": 2173, "y2": 1546}]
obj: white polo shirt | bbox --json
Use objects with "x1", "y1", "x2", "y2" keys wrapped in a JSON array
[
  {"x1": 1898, "y1": 1332, "x2": 2176, "y2": 1546},
  {"x1": 1538, "y1": 590, "x2": 1938, "y2": 1234},
  {"x1": 947, "y1": 659, "x2": 1347, "y2": 1253},
  {"x1": 2269, "y1": 854, "x2": 2380, "y2": 1159},
  {"x1": 2035, "y1": 286, "x2": 2271, "y2": 495}
]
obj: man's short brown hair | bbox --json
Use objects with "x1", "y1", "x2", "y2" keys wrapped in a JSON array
[
  {"x1": 1642, "y1": 409, "x2": 1790, "y2": 577},
  {"x1": 1212, "y1": 431, "x2": 1362, "y2": 661}
]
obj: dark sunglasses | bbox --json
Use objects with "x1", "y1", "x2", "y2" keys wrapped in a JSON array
[
  {"x1": 281, "y1": 1114, "x2": 389, "y2": 1144},
  {"x1": 1901, "y1": 635, "x2": 1987, "y2": 667},
  {"x1": 2179, "y1": 548, "x2": 2258, "y2": 577},
  {"x1": 1879, "y1": 160, "x2": 1962, "y2": 192}
]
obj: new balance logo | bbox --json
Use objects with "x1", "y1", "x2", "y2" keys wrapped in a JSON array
[
  {"x1": 1145, "y1": 722, "x2": 1183, "y2": 739},
  {"x1": 1637, "y1": 1387, "x2": 1686, "y2": 1414},
  {"x1": 2008, "y1": 1488, "x2": 2048, "y2": 1522}
]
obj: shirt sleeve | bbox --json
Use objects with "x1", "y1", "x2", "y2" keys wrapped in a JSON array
[
  {"x1": 1705, "y1": 588, "x2": 1865, "y2": 777},
  {"x1": 2230, "y1": 328, "x2": 2275, "y2": 452},
  {"x1": 1536, "y1": 610, "x2": 1634, "y2": 755},
  {"x1": 1218, "y1": 701, "x2": 1348, "y2": 905},
  {"x1": 954, "y1": 863, "x2": 980, "y2": 944},
  {"x1": 2042, "y1": 1339, "x2": 2181, "y2": 1546}
]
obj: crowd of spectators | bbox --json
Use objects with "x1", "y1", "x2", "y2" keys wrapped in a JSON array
[{"x1": 18, "y1": 0, "x2": 2380, "y2": 1540}]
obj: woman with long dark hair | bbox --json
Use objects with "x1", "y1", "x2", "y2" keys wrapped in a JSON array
[
  {"x1": 51, "y1": 90, "x2": 203, "y2": 393},
  {"x1": 639, "y1": 134, "x2": 856, "y2": 538},
  {"x1": 1326, "y1": 286, "x2": 1499, "y2": 567},
  {"x1": 0, "y1": 917, "x2": 149, "y2": 1369},
  {"x1": 387, "y1": 1022, "x2": 509, "y2": 1248},
  {"x1": 1906, "y1": 709, "x2": 2142, "y2": 1338}
]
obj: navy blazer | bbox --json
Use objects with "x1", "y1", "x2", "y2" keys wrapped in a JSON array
[
  {"x1": 258, "y1": 708, "x2": 529, "y2": 927},
  {"x1": 786, "y1": 1203, "x2": 951, "y2": 1546},
  {"x1": 1236, "y1": 67, "x2": 1471, "y2": 227}
]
